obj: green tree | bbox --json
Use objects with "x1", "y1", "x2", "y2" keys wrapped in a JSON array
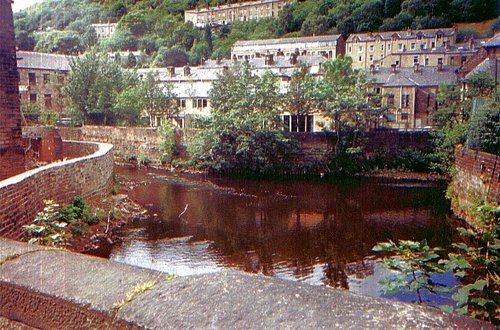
[
  {"x1": 154, "y1": 47, "x2": 189, "y2": 67},
  {"x1": 465, "y1": 90, "x2": 500, "y2": 154},
  {"x1": 113, "y1": 86, "x2": 145, "y2": 126},
  {"x1": 141, "y1": 73, "x2": 178, "y2": 127},
  {"x1": 127, "y1": 52, "x2": 137, "y2": 68},
  {"x1": 188, "y1": 63, "x2": 298, "y2": 174},
  {"x1": 282, "y1": 63, "x2": 316, "y2": 130},
  {"x1": 65, "y1": 49, "x2": 138, "y2": 125},
  {"x1": 309, "y1": 57, "x2": 374, "y2": 156}
]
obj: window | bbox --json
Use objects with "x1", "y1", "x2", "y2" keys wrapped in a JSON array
[
  {"x1": 177, "y1": 99, "x2": 186, "y2": 108},
  {"x1": 192, "y1": 98, "x2": 208, "y2": 108},
  {"x1": 44, "y1": 94, "x2": 52, "y2": 109},
  {"x1": 388, "y1": 44, "x2": 391, "y2": 50},
  {"x1": 401, "y1": 94, "x2": 410, "y2": 108},
  {"x1": 425, "y1": 57, "x2": 429, "y2": 66},
  {"x1": 398, "y1": 43, "x2": 403, "y2": 50},
  {"x1": 348, "y1": 46, "x2": 352, "y2": 53},
  {"x1": 283, "y1": 114, "x2": 314, "y2": 132},
  {"x1": 28, "y1": 72, "x2": 36, "y2": 86},
  {"x1": 401, "y1": 113, "x2": 409, "y2": 121},
  {"x1": 43, "y1": 73, "x2": 50, "y2": 84},
  {"x1": 369, "y1": 55, "x2": 373, "y2": 62},
  {"x1": 413, "y1": 56, "x2": 419, "y2": 64},
  {"x1": 358, "y1": 56, "x2": 362, "y2": 62},
  {"x1": 29, "y1": 93, "x2": 37, "y2": 103},
  {"x1": 410, "y1": 43, "x2": 416, "y2": 50},
  {"x1": 381, "y1": 45, "x2": 384, "y2": 51},
  {"x1": 387, "y1": 94, "x2": 395, "y2": 106},
  {"x1": 369, "y1": 45, "x2": 374, "y2": 52},
  {"x1": 358, "y1": 46, "x2": 363, "y2": 53},
  {"x1": 374, "y1": 87, "x2": 381, "y2": 94},
  {"x1": 431, "y1": 42, "x2": 435, "y2": 48}
]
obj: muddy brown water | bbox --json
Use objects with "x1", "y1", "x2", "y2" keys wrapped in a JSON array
[{"x1": 99, "y1": 167, "x2": 457, "y2": 304}]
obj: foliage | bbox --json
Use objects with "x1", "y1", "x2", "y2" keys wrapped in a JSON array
[
  {"x1": 65, "y1": 48, "x2": 139, "y2": 125},
  {"x1": 188, "y1": 63, "x2": 299, "y2": 175},
  {"x1": 141, "y1": 73, "x2": 178, "y2": 127},
  {"x1": 159, "y1": 121, "x2": 176, "y2": 163},
  {"x1": 23, "y1": 197, "x2": 103, "y2": 246},
  {"x1": 374, "y1": 202, "x2": 499, "y2": 324},
  {"x1": 465, "y1": 91, "x2": 500, "y2": 155},
  {"x1": 373, "y1": 240, "x2": 448, "y2": 304},
  {"x1": 15, "y1": 0, "x2": 496, "y2": 66}
]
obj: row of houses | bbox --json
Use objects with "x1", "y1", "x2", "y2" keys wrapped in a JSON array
[{"x1": 16, "y1": 29, "x2": 500, "y2": 132}]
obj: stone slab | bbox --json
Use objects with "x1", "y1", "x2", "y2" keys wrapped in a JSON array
[
  {"x1": 0, "y1": 248, "x2": 160, "y2": 313},
  {"x1": 119, "y1": 270, "x2": 492, "y2": 329},
  {"x1": 0, "y1": 238, "x2": 43, "y2": 264}
]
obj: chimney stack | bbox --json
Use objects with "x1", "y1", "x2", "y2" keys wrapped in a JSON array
[
  {"x1": 414, "y1": 63, "x2": 419, "y2": 73},
  {"x1": 290, "y1": 53, "x2": 298, "y2": 65},
  {"x1": 167, "y1": 66, "x2": 175, "y2": 77},
  {"x1": 201, "y1": 57, "x2": 206, "y2": 66},
  {"x1": 437, "y1": 58, "x2": 443, "y2": 71},
  {"x1": 391, "y1": 63, "x2": 397, "y2": 73},
  {"x1": 370, "y1": 64, "x2": 375, "y2": 74},
  {"x1": 265, "y1": 54, "x2": 274, "y2": 66},
  {"x1": 183, "y1": 65, "x2": 191, "y2": 76}
]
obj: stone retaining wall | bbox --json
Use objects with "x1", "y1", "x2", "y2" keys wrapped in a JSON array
[
  {"x1": 58, "y1": 126, "x2": 162, "y2": 163},
  {"x1": 450, "y1": 147, "x2": 499, "y2": 226},
  {"x1": 0, "y1": 141, "x2": 113, "y2": 239},
  {"x1": 0, "y1": 239, "x2": 490, "y2": 329}
]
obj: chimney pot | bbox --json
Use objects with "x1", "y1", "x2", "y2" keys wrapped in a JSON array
[
  {"x1": 184, "y1": 65, "x2": 191, "y2": 76},
  {"x1": 391, "y1": 64, "x2": 397, "y2": 73},
  {"x1": 168, "y1": 66, "x2": 175, "y2": 77}
]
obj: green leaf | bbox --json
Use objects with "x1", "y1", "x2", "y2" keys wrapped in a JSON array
[{"x1": 372, "y1": 242, "x2": 396, "y2": 252}]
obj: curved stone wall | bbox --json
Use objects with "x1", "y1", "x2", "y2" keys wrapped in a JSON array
[{"x1": 0, "y1": 141, "x2": 114, "y2": 239}]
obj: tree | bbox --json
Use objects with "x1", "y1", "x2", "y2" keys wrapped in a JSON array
[
  {"x1": 141, "y1": 73, "x2": 178, "y2": 127},
  {"x1": 127, "y1": 52, "x2": 137, "y2": 68},
  {"x1": 308, "y1": 57, "x2": 374, "y2": 156},
  {"x1": 154, "y1": 47, "x2": 189, "y2": 67},
  {"x1": 282, "y1": 63, "x2": 316, "y2": 131},
  {"x1": 65, "y1": 49, "x2": 138, "y2": 125},
  {"x1": 188, "y1": 63, "x2": 299, "y2": 174},
  {"x1": 384, "y1": 0, "x2": 401, "y2": 18},
  {"x1": 465, "y1": 90, "x2": 500, "y2": 154},
  {"x1": 204, "y1": 24, "x2": 213, "y2": 54}
]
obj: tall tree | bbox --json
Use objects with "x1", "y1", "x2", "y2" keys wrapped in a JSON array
[{"x1": 141, "y1": 73, "x2": 178, "y2": 127}]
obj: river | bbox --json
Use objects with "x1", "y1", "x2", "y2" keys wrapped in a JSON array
[{"x1": 102, "y1": 167, "x2": 457, "y2": 305}]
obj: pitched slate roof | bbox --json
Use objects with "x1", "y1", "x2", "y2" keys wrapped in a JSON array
[
  {"x1": 185, "y1": 0, "x2": 287, "y2": 13},
  {"x1": 347, "y1": 28, "x2": 455, "y2": 43},
  {"x1": 233, "y1": 35, "x2": 342, "y2": 48},
  {"x1": 16, "y1": 51, "x2": 71, "y2": 71},
  {"x1": 482, "y1": 32, "x2": 500, "y2": 48},
  {"x1": 464, "y1": 58, "x2": 500, "y2": 80},
  {"x1": 368, "y1": 65, "x2": 459, "y2": 87}
]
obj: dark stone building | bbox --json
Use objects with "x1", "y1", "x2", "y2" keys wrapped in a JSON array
[{"x1": 0, "y1": 0, "x2": 25, "y2": 180}]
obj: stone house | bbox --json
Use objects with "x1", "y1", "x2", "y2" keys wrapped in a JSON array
[
  {"x1": 346, "y1": 28, "x2": 457, "y2": 70},
  {"x1": 231, "y1": 35, "x2": 345, "y2": 61},
  {"x1": 17, "y1": 51, "x2": 71, "y2": 116},
  {"x1": 91, "y1": 22, "x2": 117, "y2": 39},
  {"x1": 185, "y1": 0, "x2": 290, "y2": 27},
  {"x1": 368, "y1": 64, "x2": 459, "y2": 129},
  {"x1": 137, "y1": 55, "x2": 327, "y2": 132}
]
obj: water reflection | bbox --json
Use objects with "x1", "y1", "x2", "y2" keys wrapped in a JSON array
[{"x1": 110, "y1": 168, "x2": 452, "y2": 296}]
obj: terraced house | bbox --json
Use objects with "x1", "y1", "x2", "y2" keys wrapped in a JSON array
[
  {"x1": 184, "y1": 0, "x2": 291, "y2": 27},
  {"x1": 231, "y1": 35, "x2": 345, "y2": 60},
  {"x1": 17, "y1": 51, "x2": 71, "y2": 116},
  {"x1": 346, "y1": 28, "x2": 458, "y2": 70}
]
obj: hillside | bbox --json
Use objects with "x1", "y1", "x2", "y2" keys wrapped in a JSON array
[{"x1": 13, "y1": 0, "x2": 500, "y2": 67}]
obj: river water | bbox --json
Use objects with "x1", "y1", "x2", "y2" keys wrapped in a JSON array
[{"x1": 106, "y1": 167, "x2": 457, "y2": 305}]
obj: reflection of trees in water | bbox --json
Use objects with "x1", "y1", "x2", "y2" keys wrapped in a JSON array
[{"x1": 127, "y1": 175, "x2": 452, "y2": 284}]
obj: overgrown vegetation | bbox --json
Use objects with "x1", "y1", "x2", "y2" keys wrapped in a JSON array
[
  {"x1": 23, "y1": 197, "x2": 104, "y2": 246},
  {"x1": 14, "y1": 0, "x2": 498, "y2": 63}
]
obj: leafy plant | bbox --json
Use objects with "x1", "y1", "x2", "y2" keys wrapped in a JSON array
[
  {"x1": 373, "y1": 239, "x2": 448, "y2": 303},
  {"x1": 23, "y1": 200, "x2": 70, "y2": 246}
]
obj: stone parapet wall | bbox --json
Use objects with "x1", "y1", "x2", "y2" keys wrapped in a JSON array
[
  {"x1": 450, "y1": 147, "x2": 499, "y2": 226},
  {"x1": 59, "y1": 126, "x2": 162, "y2": 163},
  {"x1": 0, "y1": 141, "x2": 113, "y2": 239}
]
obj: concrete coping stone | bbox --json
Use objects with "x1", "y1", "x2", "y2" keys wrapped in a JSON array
[
  {"x1": 0, "y1": 141, "x2": 113, "y2": 189},
  {"x1": 0, "y1": 239, "x2": 493, "y2": 329}
]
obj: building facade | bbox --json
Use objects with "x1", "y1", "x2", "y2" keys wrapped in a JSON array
[
  {"x1": 138, "y1": 55, "x2": 327, "y2": 131},
  {"x1": 0, "y1": 0, "x2": 25, "y2": 179},
  {"x1": 368, "y1": 64, "x2": 459, "y2": 129},
  {"x1": 346, "y1": 28, "x2": 457, "y2": 70},
  {"x1": 231, "y1": 35, "x2": 345, "y2": 60},
  {"x1": 17, "y1": 51, "x2": 71, "y2": 116},
  {"x1": 185, "y1": 0, "x2": 290, "y2": 27},
  {"x1": 91, "y1": 23, "x2": 118, "y2": 39}
]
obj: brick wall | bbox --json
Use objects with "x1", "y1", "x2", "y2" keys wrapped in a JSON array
[
  {"x1": 449, "y1": 147, "x2": 499, "y2": 227},
  {"x1": 58, "y1": 126, "x2": 162, "y2": 162},
  {"x1": 0, "y1": 142, "x2": 113, "y2": 239},
  {"x1": 0, "y1": 0, "x2": 25, "y2": 180}
]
